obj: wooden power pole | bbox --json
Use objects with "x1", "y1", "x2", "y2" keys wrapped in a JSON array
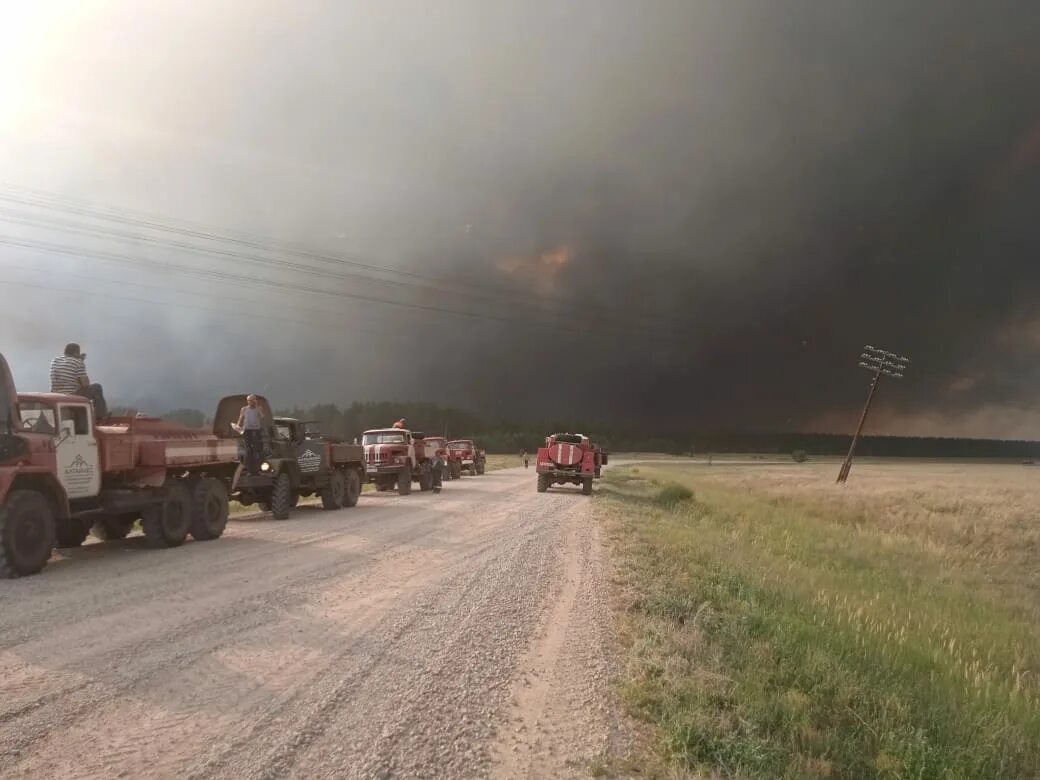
[{"x1": 836, "y1": 345, "x2": 910, "y2": 484}]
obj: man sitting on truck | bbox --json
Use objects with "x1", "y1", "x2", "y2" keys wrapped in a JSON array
[
  {"x1": 236, "y1": 394, "x2": 266, "y2": 474},
  {"x1": 49, "y1": 342, "x2": 109, "y2": 421},
  {"x1": 392, "y1": 418, "x2": 407, "y2": 429}
]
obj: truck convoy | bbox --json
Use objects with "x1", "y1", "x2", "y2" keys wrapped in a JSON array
[
  {"x1": 536, "y1": 432, "x2": 598, "y2": 495},
  {"x1": 216, "y1": 395, "x2": 365, "y2": 520},
  {"x1": 362, "y1": 427, "x2": 436, "y2": 495},
  {"x1": 447, "y1": 439, "x2": 486, "y2": 476},
  {"x1": 0, "y1": 352, "x2": 240, "y2": 578}
]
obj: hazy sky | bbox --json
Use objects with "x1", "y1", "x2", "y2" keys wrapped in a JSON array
[{"x1": 2, "y1": 1, "x2": 1040, "y2": 436}]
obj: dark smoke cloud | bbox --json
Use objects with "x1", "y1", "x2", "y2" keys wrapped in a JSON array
[{"x1": 2, "y1": 1, "x2": 1040, "y2": 436}]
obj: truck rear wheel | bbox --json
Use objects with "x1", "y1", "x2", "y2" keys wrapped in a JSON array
[
  {"x1": 537, "y1": 474, "x2": 549, "y2": 493},
  {"x1": 343, "y1": 469, "x2": 361, "y2": 508},
  {"x1": 0, "y1": 490, "x2": 55, "y2": 578},
  {"x1": 418, "y1": 466, "x2": 433, "y2": 492},
  {"x1": 190, "y1": 478, "x2": 229, "y2": 541},
  {"x1": 142, "y1": 483, "x2": 192, "y2": 548},
  {"x1": 582, "y1": 477, "x2": 593, "y2": 496},
  {"x1": 54, "y1": 517, "x2": 89, "y2": 548},
  {"x1": 92, "y1": 514, "x2": 136, "y2": 541},
  {"x1": 397, "y1": 469, "x2": 412, "y2": 495},
  {"x1": 271, "y1": 473, "x2": 293, "y2": 520},
  {"x1": 321, "y1": 470, "x2": 346, "y2": 510}
]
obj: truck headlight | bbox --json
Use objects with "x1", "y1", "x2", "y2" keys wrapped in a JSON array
[{"x1": 260, "y1": 461, "x2": 271, "y2": 472}]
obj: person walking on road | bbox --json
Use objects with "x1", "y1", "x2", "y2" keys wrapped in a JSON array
[
  {"x1": 522, "y1": 450, "x2": 529, "y2": 468},
  {"x1": 49, "y1": 342, "x2": 109, "y2": 420},
  {"x1": 236, "y1": 394, "x2": 266, "y2": 475}
]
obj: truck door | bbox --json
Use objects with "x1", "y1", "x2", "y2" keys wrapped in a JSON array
[{"x1": 56, "y1": 403, "x2": 101, "y2": 499}]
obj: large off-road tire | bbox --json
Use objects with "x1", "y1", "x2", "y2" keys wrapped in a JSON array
[
  {"x1": 142, "y1": 482, "x2": 192, "y2": 548},
  {"x1": 397, "y1": 468, "x2": 412, "y2": 496},
  {"x1": 321, "y1": 470, "x2": 346, "y2": 510},
  {"x1": 476, "y1": 459, "x2": 485, "y2": 475},
  {"x1": 0, "y1": 490, "x2": 55, "y2": 578},
  {"x1": 452, "y1": 461, "x2": 462, "y2": 479},
  {"x1": 54, "y1": 517, "x2": 89, "y2": 548},
  {"x1": 343, "y1": 469, "x2": 361, "y2": 508},
  {"x1": 92, "y1": 514, "x2": 136, "y2": 541},
  {"x1": 468, "y1": 463, "x2": 477, "y2": 476},
  {"x1": 375, "y1": 477, "x2": 391, "y2": 492},
  {"x1": 289, "y1": 492, "x2": 300, "y2": 508},
  {"x1": 582, "y1": 477, "x2": 593, "y2": 496},
  {"x1": 418, "y1": 466, "x2": 433, "y2": 492},
  {"x1": 537, "y1": 474, "x2": 549, "y2": 493},
  {"x1": 190, "y1": 478, "x2": 229, "y2": 541},
  {"x1": 271, "y1": 473, "x2": 293, "y2": 520}
]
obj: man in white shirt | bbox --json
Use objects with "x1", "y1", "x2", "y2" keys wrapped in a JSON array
[
  {"x1": 49, "y1": 343, "x2": 108, "y2": 420},
  {"x1": 236, "y1": 394, "x2": 266, "y2": 474}
]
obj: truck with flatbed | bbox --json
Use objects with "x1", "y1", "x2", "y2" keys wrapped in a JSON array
[
  {"x1": 0, "y1": 352, "x2": 239, "y2": 578},
  {"x1": 214, "y1": 396, "x2": 364, "y2": 520},
  {"x1": 361, "y1": 428, "x2": 436, "y2": 495},
  {"x1": 447, "y1": 438, "x2": 486, "y2": 476},
  {"x1": 536, "y1": 432, "x2": 597, "y2": 495}
]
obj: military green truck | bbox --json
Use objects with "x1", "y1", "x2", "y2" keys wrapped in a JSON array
[{"x1": 215, "y1": 395, "x2": 365, "y2": 520}]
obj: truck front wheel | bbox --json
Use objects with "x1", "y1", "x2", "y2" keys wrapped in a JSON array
[
  {"x1": 142, "y1": 483, "x2": 192, "y2": 548},
  {"x1": 452, "y1": 461, "x2": 462, "y2": 479},
  {"x1": 271, "y1": 473, "x2": 293, "y2": 520},
  {"x1": 537, "y1": 474, "x2": 549, "y2": 493},
  {"x1": 343, "y1": 469, "x2": 361, "y2": 508},
  {"x1": 397, "y1": 469, "x2": 412, "y2": 495},
  {"x1": 321, "y1": 470, "x2": 346, "y2": 510},
  {"x1": 476, "y1": 460, "x2": 485, "y2": 475},
  {"x1": 0, "y1": 490, "x2": 55, "y2": 578},
  {"x1": 190, "y1": 478, "x2": 229, "y2": 541},
  {"x1": 418, "y1": 466, "x2": 433, "y2": 492}
]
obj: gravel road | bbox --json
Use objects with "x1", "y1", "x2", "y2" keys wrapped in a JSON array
[{"x1": 0, "y1": 468, "x2": 627, "y2": 779}]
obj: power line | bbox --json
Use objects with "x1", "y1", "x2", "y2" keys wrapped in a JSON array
[
  {"x1": 0, "y1": 207, "x2": 650, "y2": 333},
  {"x1": 0, "y1": 182, "x2": 683, "y2": 329},
  {"x1": 0, "y1": 234, "x2": 669, "y2": 340}
]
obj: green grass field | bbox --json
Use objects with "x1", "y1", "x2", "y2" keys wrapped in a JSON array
[{"x1": 599, "y1": 461, "x2": 1040, "y2": 778}]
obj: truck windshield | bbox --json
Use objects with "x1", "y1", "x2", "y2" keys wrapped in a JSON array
[
  {"x1": 553, "y1": 434, "x2": 583, "y2": 444},
  {"x1": 363, "y1": 432, "x2": 406, "y2": 445},
  {"x1": 19, "y1": 402, "x2": 57, "y2": 434},
  {"x1": 448, "y1": 442, "x2": 471, "y2": 450}
]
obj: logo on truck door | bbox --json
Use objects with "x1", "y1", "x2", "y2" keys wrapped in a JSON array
[
  {"x1": 297, "y1": 448, "x2": 322, "y2": 473},
  {"x1": 63, "y1": 454, "x2": 95, "y2": 491}
]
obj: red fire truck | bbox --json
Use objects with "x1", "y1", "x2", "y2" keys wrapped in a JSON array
[
  {"x1": 0, "y1": 353, "x2": 238, "y2": 577},
  {"x1": 536, "y1": 432, "x2": 597, "y2": 495}
]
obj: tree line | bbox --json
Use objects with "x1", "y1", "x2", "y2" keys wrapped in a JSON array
[{"x1": 116, "y1": 402, "x2": 1040, "y2": 459}]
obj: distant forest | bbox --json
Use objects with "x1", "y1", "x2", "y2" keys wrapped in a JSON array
[{"x1": 115, "y1": 401, "x2": 1040, "y2": 460}]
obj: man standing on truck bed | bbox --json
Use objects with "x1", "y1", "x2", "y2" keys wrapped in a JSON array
[
  {"x1": 49, "y1": 342, "x2": 109, "y2": 420},
  {"x1": 237, "y1": 394, "x2": 265, "y2": 474}
]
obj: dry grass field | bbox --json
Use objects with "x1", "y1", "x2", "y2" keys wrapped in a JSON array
[{"x1": 599, "y1": 460, "x2": 1040, "y2": 778}]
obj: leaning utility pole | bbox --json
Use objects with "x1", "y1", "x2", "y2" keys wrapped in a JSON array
[{"x1": 836, "y1": 345, "x2": 910, "y2": 484}]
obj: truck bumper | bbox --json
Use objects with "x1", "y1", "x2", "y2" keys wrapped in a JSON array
[
  {"x1": 537, "y1": 468, "x2": 590, "y2": 483},
  {"x1": 366, "y1": 465, "x2": 406, "y2": 480}
]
